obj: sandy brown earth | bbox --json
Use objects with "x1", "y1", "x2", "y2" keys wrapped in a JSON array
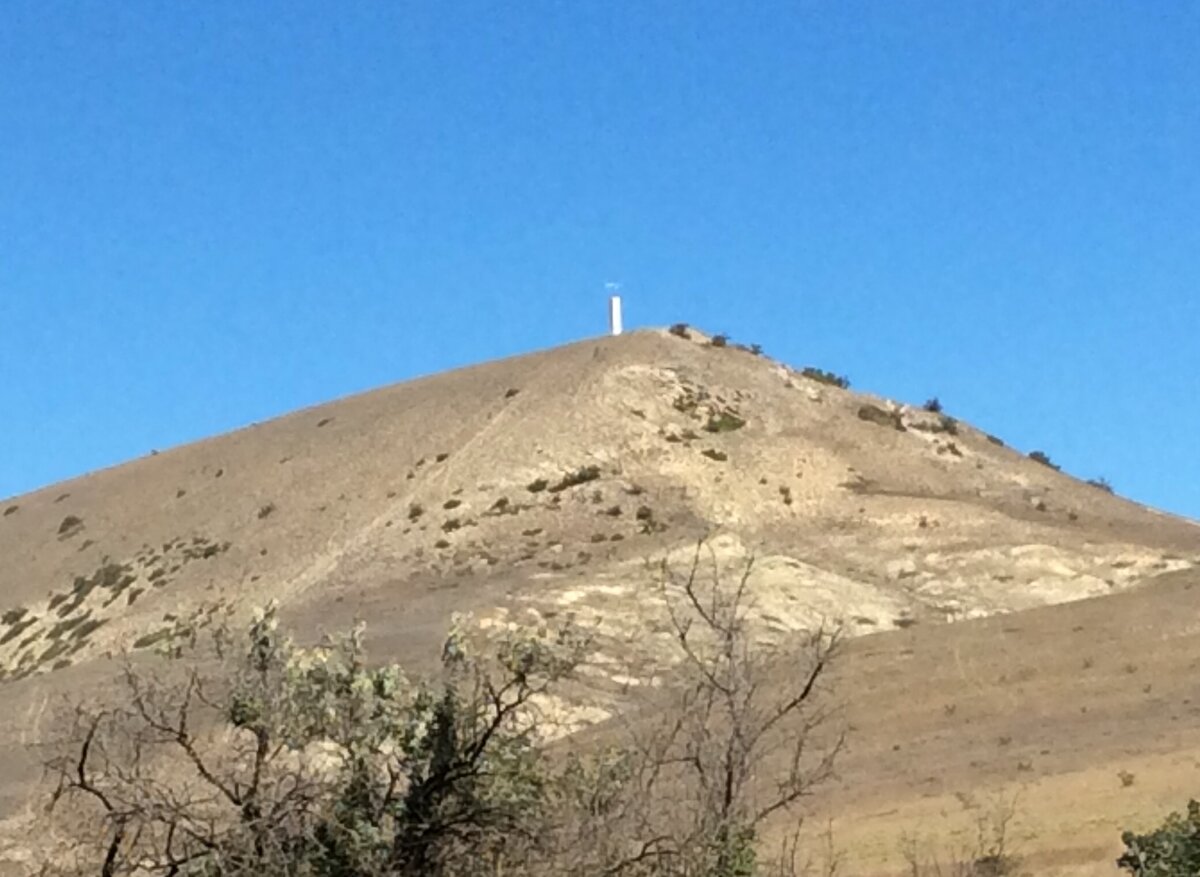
[{"x1": 1, "y1": 327, "x2": 1197, "y2": 874}]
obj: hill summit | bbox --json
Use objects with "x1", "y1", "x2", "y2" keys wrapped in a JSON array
[{"x1": 1, "y1": 327, "x2": 1197, "y2": 873}]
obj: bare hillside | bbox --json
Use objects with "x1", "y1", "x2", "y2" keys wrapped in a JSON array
[{"x1": 1, "y1": 327, "x2": 1197, "y2": 874}]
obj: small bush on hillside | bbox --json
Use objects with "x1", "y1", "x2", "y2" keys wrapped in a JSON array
[
  {"x1": 704, "y1": 410, "x2": 746, "y2": 433},
  {"x1": 668, "y1": 323, "x2": 691, "y2": 339},
  {"x1": 3, "y1": 505, "x2": 17, "y2": 517},
  {"x1": 2, "y1": 606, "x2": 27, "y2": 625},
  {"x1": 1118, "y1": 800, "x2": 1200, "y2": 876},
  {"x1": 923, "y1": 397, "x2": 943, "y2": 413},
  {"x1": 1088, "y1": 477, "x2": 1115, "y2": 494},
  {"x1": 1028, "y1": 450, "x2": 1060, "y2": 471},
  {"x1": 548, "y1": 465, "x2": 601, "y2": 493},
  {"x1": 709, "y1": 334, "x2": 729, "y2": 348},
  {"x1": 858, "y1": 404, "x2": 905, "y2": 431},
  {"x1": 800, "y1": 367, "x2": 850, "y2": 389},
  {"x1": 58, "y1": 515, "x2": 84, "y2": 537}
]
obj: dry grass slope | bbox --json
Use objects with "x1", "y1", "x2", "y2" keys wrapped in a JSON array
[{"x1": 0, "y1": 328, "x2": 1197, "y2": 874}]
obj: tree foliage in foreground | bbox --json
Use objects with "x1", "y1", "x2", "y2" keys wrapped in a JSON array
[
  {"x1": 41, "y1": 545, "x2": 842, "y2": 877},
  {"x1": 1118, "y1": 800, "x2": 1200, "y2": 877}
]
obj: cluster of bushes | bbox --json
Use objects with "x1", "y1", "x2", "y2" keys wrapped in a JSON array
[
  {"x1": 41, "y1": 549, "x2": 841, "y2": 877},
  {"x1": 801, "y1": 367, "x2": 850, "y2": 389}
]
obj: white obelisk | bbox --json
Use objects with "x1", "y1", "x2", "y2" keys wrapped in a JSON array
[{"x1": 608, "y1": 291, "x2": 623, "y2": 336}]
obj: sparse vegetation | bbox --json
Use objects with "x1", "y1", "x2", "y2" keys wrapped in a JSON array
[
  {"x1": 57, "y1": 515, "x2": 84, "y2": 538},
  {"x1": 912, "y1": 413, "x2": 959, "y2": 436},
  {"x1": 0, "y1": 616, "x2": 36, "y2": 646},
  {"x1": 700, "y1": 448, "x2": 728, "y2": 462},
  {"x1": 901, "y1": 794, "x2": 1021, "y2": 877},
  {"x1": 257, "y1": 502, "x2": 276, "y2": 519},
  {"x1": 704, "y1": 410, "x2": 746, "y2": 433},
  {"x1": 527, "y1": 477, "x2": 549, "y2": 493},
  {"x1": 858, "y1": 404, "x2": 905, "y2": 431},
  {"x1": 42, "y1": 549, "x2": 842, "y2": 877},
  {"x1": 316, "y1": 417, "x2": 334, "y2": 428},
  {"x1": 3, "y1": 505, "x2": 17, "y2": 517},
  {"x1": 709, "y1": 333, "x2": 729, "y2": 348},
  {"x1": 634, "y1": 505, "x2": 661, "y2": 534},
  {"x1": 1028, "y1": 450, "x2": 1060, "y2": 471},
  {"x1": 668, "y1": 322, "x2": 691, "y2": 338},
  {"x1": 1, "y1": 606, "x2": 28, "y2": 625},
  {"x1": 442, "y1": 498, "x2": 462, "y2": 510},
  {"x1": 923, "y1": 397, "x2": 943, "y2": 413},
  {"x1": 801, "y1": 367, "x2": 850, "y2": 389},
  {"x1": 131, "y1": 628, "x2": 175, "y2": 650},
  {"x1": 1088, "y1": 477, "x2": 1115, "y2": 494},
  {"x1": 548, "y1": 465, "x2": 602, "y2": 493}
]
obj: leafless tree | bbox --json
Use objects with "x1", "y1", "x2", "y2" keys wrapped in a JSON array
[{"x1": 39, "y1": 541, "x2": 844, "y2": 877}]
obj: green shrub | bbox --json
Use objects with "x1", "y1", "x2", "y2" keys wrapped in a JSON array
[
  {"x1": 0, "y1": 617, "x2": 36, "y2": 645},
  {"x1": 2, "y1": 606, "x2": 27, "y2": 625},
  {"x1": 1088, "y1": 477, "x2": 1115, "y2": 494},
  {"x1": 1119, "y1": 800, "x2": 1200, "y2": 876},
  {"x1": 923, "y1": 397, "x2": 943, "y2": 413},
  {"x1": 705, "y1": 410, "x2": 746, "y2": 433},
  {"x1": 800, "y1": 367, "x2": 850, "y2": 389},
  {"x1": 858, "y1": 404, "x2": 905, "y2": 431},
  {"x1": 58, "y1": 515, "x2": 84, "y2": 537},
  {"x1": 709, "y1": 334, "x2": 729, "y2": 348},
  {"x1": 1028, "y1": 450, "x2": 1060, "y2": 471},
  {"x1": 548, "y1": 465, "x2": 601, "y2": 493},
  {"x1": 668, "y1": 323, "x2": 691, "y2": 339}
]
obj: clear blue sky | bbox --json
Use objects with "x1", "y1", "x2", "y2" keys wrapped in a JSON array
[{"x1": 2, "y1": 2, "x2": 1197, "y2": 519}]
